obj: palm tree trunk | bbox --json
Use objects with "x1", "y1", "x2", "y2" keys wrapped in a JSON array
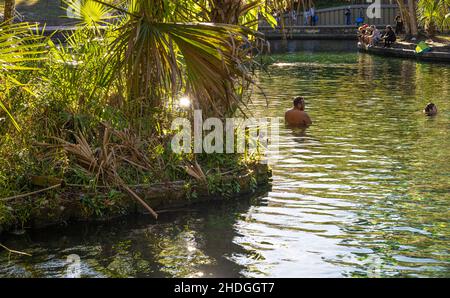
[
  {"x1": 407, "y1": 0, "x2": 419, "y2": 37},
  {"x1": 3, "y1": 0, "x2": 16, "y2": 24},
  {"x1": 209, "y1": 0, "x2": 242, "y2": 24}
]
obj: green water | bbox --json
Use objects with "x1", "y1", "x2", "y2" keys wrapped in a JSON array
[{"x1": 1, "y1": 43, "x2": 449, "y2": 277}]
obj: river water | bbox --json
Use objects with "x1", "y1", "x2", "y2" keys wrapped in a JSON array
[{"x1": 1, "y1": 41, "x2": 449, "y2": 278}]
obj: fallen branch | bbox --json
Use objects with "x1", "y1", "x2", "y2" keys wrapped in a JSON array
[
  {"x1": 0, "y1": 243, "x2": 32, "y2": 257},
  {"x1": 0, "y1": 184, "x2": 62, "y2": 202},
  {"x1": 121, "y1": 183, "x2": 158, "y2": 219}
]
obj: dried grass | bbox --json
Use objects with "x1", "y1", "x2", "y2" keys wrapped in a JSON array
[{"x1": 53, "y1": 124, "x2": 159, "y2": 219}]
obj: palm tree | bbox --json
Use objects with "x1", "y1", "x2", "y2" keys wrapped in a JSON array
[
  {"x1": 89, "y1": 0, "x2": 268, "y2": 128},
  {"x1": 208, "y1": 0, "x2": 243, "y2": 24},
  {"x1": 3, "y1": 0, "x2": 15, "y2": 24}
]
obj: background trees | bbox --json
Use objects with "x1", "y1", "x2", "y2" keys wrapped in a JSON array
[
  {"x1": 395, "y1": 0, "x2": 450, "y2": 38},
  {"x1": 417, "y1": 0, "x2": 450, "y2": 37}
]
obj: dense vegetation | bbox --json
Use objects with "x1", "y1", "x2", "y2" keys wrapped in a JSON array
[
  {"x1": 0, "y1": 0, "x2": 449, "y2": 229},
  {"x1": 0, "y1": 0, "x2": 278, "y2": 228}
]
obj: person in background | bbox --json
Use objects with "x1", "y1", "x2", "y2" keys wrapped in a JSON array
[
  {"x1": 358, "y1": 24, "x2": 371, "y2": 45},
  {"x1": 274, "y1": 10, "x2": 280, "y2": 26},
  {"x1": 310, "y1": 6, "x2": 316, "y2": 26},
  {"x1": 424, "y1": 103, "x2": 438, "y2": 116},
  {"x1": 369, "y1": 25, "x2": 381, "y2": 46},
  {"x1": 285, "y1": 97, "x2": 313, "y2": 127},
  {"x1": 305, "y1": 8, "x2": 311, "y2": 25},
  {"x1": 345, "y1": 7, "x2": 352, "y2": 25},
  {"x1": 394, "y1": 15, "x2": 404, "y2": 35},
  {"x1": 356, "y1": 7, "x2": 365, "y2": 26},
  {"x1": 358, "y1": 24, "x2": 367, "y2": 45},
  {"x1": 381, "y1": 25, "x2": 396, "y2": 47},
  {"x1": 291, "y1": 9, "x2": 298, "y2": 23}
]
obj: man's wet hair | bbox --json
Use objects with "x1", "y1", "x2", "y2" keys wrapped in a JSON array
[
  {"x1": 294, "y1": 96, "x2": 305, "y2": 107},
  {"x1": 424, "y1": 103, "x2": 436, "y2": 113}
]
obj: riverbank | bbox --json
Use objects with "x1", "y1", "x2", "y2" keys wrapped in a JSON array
[
  {"x1": 358, "y1": 40, "x2": 450, "y2": 63},
  {"x1": 0, "y1": 163, "x2": 271, "y2": 235}
]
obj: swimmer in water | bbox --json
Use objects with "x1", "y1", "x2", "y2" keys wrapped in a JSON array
[
  {"x1": 424, "y1": 103, "x2": 438, "y2": 116},
  {"x1": 285, "y1": 96, "x2": 313, "y2": 127}
]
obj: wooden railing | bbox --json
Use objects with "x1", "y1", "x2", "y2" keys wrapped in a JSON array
[{"x1": 261, "y1": 4, "x2": 400, "y2": 27}]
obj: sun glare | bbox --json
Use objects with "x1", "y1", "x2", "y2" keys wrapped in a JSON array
[{"x1": 179, "y1": 96, "x2": 191, "y2": 108}]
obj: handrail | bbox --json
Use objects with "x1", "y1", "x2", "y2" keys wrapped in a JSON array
[{"x1": 313, "y1": 4, "x2": 398, "y2": 14}]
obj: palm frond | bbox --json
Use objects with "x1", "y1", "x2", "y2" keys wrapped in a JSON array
[
  {"x1": 0, "y1": 21, "x2": 47, "y2": 131},
  {"x1": 64, "y1": 0, "x2": 116, "y2": 27}
]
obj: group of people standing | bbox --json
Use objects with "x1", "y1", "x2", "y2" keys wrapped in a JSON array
[{"x1": 274, "y1": 6, "x2": 317, "y2": 26}]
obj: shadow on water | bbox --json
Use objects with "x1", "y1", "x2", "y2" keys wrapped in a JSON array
[{"x1": 0, "y1": 193, "x2": 271, "y2": 278}]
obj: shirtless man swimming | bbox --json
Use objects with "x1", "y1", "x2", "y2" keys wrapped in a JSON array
[{"x1": 285, "y1": 96, "x2": 313, "y2": 127}]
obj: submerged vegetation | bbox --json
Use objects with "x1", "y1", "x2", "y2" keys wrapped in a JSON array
[{"x1": 0, "y1": 0, "x2": 278, "y2": 229}]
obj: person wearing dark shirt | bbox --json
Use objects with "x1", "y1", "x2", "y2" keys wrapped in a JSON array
[
  {"x1": 395, "y1": 15, "x2": 404, "y2": 35},
  {"x1": 382, "y1": 26, "x2": 396, "y2": 47},
  {"x1": 345, "y1": 8, "x2": 352, "y2": 25}
]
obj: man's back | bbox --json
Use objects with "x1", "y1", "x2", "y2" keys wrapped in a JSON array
[{"x1": 285, "y1": 109, "x2": 312, "y2": 127}]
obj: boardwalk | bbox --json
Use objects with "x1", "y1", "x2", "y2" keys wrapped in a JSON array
[{"x1": 259, "y1": 3, "x2": 399, "y2": 40}]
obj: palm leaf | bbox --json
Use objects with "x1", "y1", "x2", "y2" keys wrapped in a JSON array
[{"x1": 0, "y1": 22, "x2": 47, "y2": 131}]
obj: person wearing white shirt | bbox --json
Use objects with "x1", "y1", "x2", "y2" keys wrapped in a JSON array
[
  {"x1": 305, "y1": 9, "x2": 311, "y2": 25},
  {"x1": 310, "y1": 6, "x2": 316, "y2": 26}
]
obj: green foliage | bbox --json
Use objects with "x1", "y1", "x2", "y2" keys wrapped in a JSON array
[
  {"x1": 417, "y1": 0, "x2": 450, "y2": 35},
  {"x1": 97, "y1": 0, "x2": 265, "y2": 125},
  {"x1": 0, "y1": 202, "x2": 15, "y2": 227},
  {"x1": 0, "y1": 21, "x2": 47, "y2": 131},
  {"x1": 0, "y1": 0, "x2": 271, "y2": 227},
  {"x1": 64, "y1": 0, "x2": 115, "y2": 27},
  {"x1": 80, "y1": 189, "x2": 125, "y2": 217},
  {"x1": 184, "y1": 182, "x2": 198, "y2": 201},
  {"x1": 206, "y1": 172, "x2": 244, "y2": 199}
]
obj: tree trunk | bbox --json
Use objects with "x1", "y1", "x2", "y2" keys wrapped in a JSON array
[
  {"x1": 209, "y1": 0, "x2": 242, "y2": 24},
  {"x1": 407, "y1": 0, "x2": 418, "y2": 37},
  {"x1": 3, "y1": 0, "x2": 16, "y2": 24},
  {"x1": 396, "y1": 0, "x2": 411, "y2": 36}
]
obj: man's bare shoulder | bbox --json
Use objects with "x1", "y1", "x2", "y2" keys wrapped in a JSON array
[{"x1": 285, "y1": 109, "x2": 312, "y2": 126}]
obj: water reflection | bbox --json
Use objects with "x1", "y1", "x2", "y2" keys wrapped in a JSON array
[
  {"x1": 0, "y1": 198, "x2": 265, "y2": 278},
  {"x1": 243, "y1": 50, "x2": 450, "y2": 277},
  {"x1": 1, "y1": 44, "x2": 449, "y2": 278}
]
